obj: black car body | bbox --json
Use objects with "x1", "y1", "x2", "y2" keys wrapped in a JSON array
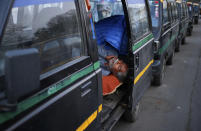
[
  {"x1": 149, "y1": 0, "x2": 178, "y2": 86},
  {"x1": 0, "y1": 0, "x2": 154, "y2": 130}
]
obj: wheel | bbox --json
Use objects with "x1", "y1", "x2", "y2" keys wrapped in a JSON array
[
  {"x1": 182, "y1": 37, "x2": 186, "y2": 45},
  {"x1": 123, "y1": 103, "x2": 140, "y2": 122},
  {"x1": 175, "y1": 37, "x2": 181, "y2": 52},
  {"x1": 153, "y1": 58, "x2": 165, "y2": 86},
  {"x1": 195, "y1": 19, "x2": 198, "y2": 24},
  {"x1": 166, "y1": 51, "x2": 174, "y2": 65},
  {"x1": 187, "y1": 29, "x2": 192, "y2": 36},
  {"x1": 189, "y1": 30, "x2": 192, "y2": 36}
]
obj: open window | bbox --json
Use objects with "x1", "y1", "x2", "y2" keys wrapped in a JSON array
[{"x1": 90, "y1": 0, "x2": 129, "y2": 95}]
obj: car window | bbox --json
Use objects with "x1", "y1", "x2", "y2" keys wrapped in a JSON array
[
  {"x1": 182, "y1": 3, "x2": 186, "y2": 17},
  {"x1": 127, "y1": 0, "x2": 150, "y2": 40},
  {"x1": 169, "y1": 3, "x2": 173, "y2": 22},
  {"x1": 0, "y1": 0, "x2": 84, "y2": 75},
  {"x1": 172, "y1": 3, "x2": 177, "y2": 21},
  {"x1": 149, "y1": 0, "x2": 160, "y2": 28},
  {"x1": 163, "y1": 0, "x2": 169, "y2": 24},
  {"x1": 174, "y1": 4, "x2": 178, "y2": 20}
]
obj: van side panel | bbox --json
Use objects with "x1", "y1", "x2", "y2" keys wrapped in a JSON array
[{"x1": 133, "y1": 36, "x2": 153, "y2": 105}]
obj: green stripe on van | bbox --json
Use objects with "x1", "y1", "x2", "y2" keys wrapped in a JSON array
[
  {"x1": 159, "y1": 34, "x2": 178, "y2": 54},
  {"x1": 0, "y1": 61, "x2": 100, "y2": 124},
  {"x1": 132, "y1": 34, "x2": 154, "y2": 52}
]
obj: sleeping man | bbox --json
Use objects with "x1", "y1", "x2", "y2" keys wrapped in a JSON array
[{"x1": 95, "y1": 15, "x2": 128, "y2": 95}]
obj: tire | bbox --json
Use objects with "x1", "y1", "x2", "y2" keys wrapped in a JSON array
[
  {"x1": 175, "y1": 37, "x2": 181, "y2": 52},
  {"x1": 153, "y1": 58, "x2": 165, "y2": 86},
  {"x1": 189, "y1": 30, "x2": 192, "y2": 36},
  {"x1": 182, "y1": 37, "x2": 186, "y2": 45},
  {"x1": 166, "y1": 51, "x2": 174, "y2": 65},
  {"x1": 123, "y1": 103, "x2": 140, "y2": 122},
  {"x1": 195, "y1": 19, "x2": 198, "y2": 24},
  {"x1": 187, "y1": 29, "x2": 192, "y2": 36}
]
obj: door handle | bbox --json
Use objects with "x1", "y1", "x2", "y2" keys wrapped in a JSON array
[
  {"x1": 81, "y1": 81, "x2": 92, "y2": 97},
  {"x1": 135, "y1": 53, "x2": 140, "y2": 71}
]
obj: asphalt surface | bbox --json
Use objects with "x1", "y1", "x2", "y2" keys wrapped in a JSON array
[{"x1": 113, "y1": 20, "x2": 201, "y2": 131}]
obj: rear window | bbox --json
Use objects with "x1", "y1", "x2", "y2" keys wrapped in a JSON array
[
  {"x1": 0, "y1": 0, "x2": 84, "y2": 75},
  {"x1": 90, "y1": 0, "x2": 124, "y2": 22}
]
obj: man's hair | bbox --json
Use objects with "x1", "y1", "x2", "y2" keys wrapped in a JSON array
[{"x1": 106, "y1": 56, "x2": 128, "y2": 82}]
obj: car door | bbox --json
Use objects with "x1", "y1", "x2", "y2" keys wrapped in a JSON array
[
  {"x1": 0, "y1": 0, "x2": 102, "y2": 131},
  {"x1": 126, "y1": 0, "x2": 154, "y2": 106}
]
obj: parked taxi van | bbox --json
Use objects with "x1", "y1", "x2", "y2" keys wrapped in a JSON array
[
  {"x1": 176, "y1": 0, "x2": 189, "y2": 46},
  {"x1": 187, "y1": 2, "x2": 194, "y2": 36},
  {"x1": 149, "y1": 0, "x2": 179, "y2": 86},
  {"x1": 0, "y1": 0, "x2": 154, "y2": 130}
]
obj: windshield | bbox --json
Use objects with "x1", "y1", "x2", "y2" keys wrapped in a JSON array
[
  {"x1": 0, "y1": 0, "x2": 84, "y2": 75},
  {"x1": 90, "y1": 0, "x2": 124, "y2": 22},
  {"x1": 149, "y1": 0, "x2": 160, "y2": 28}
]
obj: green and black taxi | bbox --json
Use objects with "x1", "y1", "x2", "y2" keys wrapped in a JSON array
[
  {"x1": 148, "y1": 0, "x2": 178, "y2": 86},
  {"x1": 187, "y1": 1, "x2": 194, "y2": 36},
  {"x1": 176, "y1": 0, "x2": 189, "y2": 46},
  {"x1": 0, "y1": 0, "x2": 154, "y2": 130},
  {"x1": 169, "y1": 0, "x2": 180, "y2": 52}
]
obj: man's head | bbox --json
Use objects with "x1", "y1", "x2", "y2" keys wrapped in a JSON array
[{"x1": 105, "y1": 56, "x2": 128, "y2": 81}]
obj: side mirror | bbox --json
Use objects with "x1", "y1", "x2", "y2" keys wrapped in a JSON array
[{"x1": 0, "y1": 48, "x2": 40, "y2": 112}]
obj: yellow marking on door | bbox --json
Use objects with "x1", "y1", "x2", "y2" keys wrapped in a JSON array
[
  {"x1": 98, "y1": 104, "x2": 102, "y2": 113},
  {"x1": 76, "y1": 104, "x2": 102, "y2": 131},
  {"x1": 134, "y1": 59, "x2": 154, "y2": 85}
]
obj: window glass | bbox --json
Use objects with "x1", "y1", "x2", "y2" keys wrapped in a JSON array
[
  {"x1": 127, "y1": 0, "x2": 149, "y2": 40},
  {"x1": 185, "y1": 4, "x2": 188, "y2": 16},
  {"x1": 176, "y1": 3, "x2": 181, "y2": 18},
  {"x1": 172, "y1": 3, "x2": 177, "y2": 21},
  {"x1": 188, "y1": 5, "x2": 192, "y2": 16},
  {"x1": 0, "y1": 0, "x2": 84, "y2": 74},
  {"x1": 149, "y1": 0, "x2": 160, "y2": 28},
  {"x1": 163, "y1": 0, "x2": 169, "y2": 24},
  {"x1": 169, "y1": 3, "x2": 173, "y2": 22},
  {"x1": 182, "y1": 3, "x2": 186, "y2": 17},
  {"x1": 175, "y1": 4, "x2": 178, "y2": 19},
  {"x1": 90, "y1": 0, "x2": 124, "y2": 22}
]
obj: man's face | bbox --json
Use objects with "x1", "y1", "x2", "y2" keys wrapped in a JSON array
[
  {"x1": 111, "y1": 59, "x2": 127, "y2": 74},
  {"x1": 106, "y1": 56, "x2": 128, "y2": 81}
]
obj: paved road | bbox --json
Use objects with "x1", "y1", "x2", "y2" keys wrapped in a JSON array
[{"x1": 113, "y1": 21, "x2": 201, "y2": 131}]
